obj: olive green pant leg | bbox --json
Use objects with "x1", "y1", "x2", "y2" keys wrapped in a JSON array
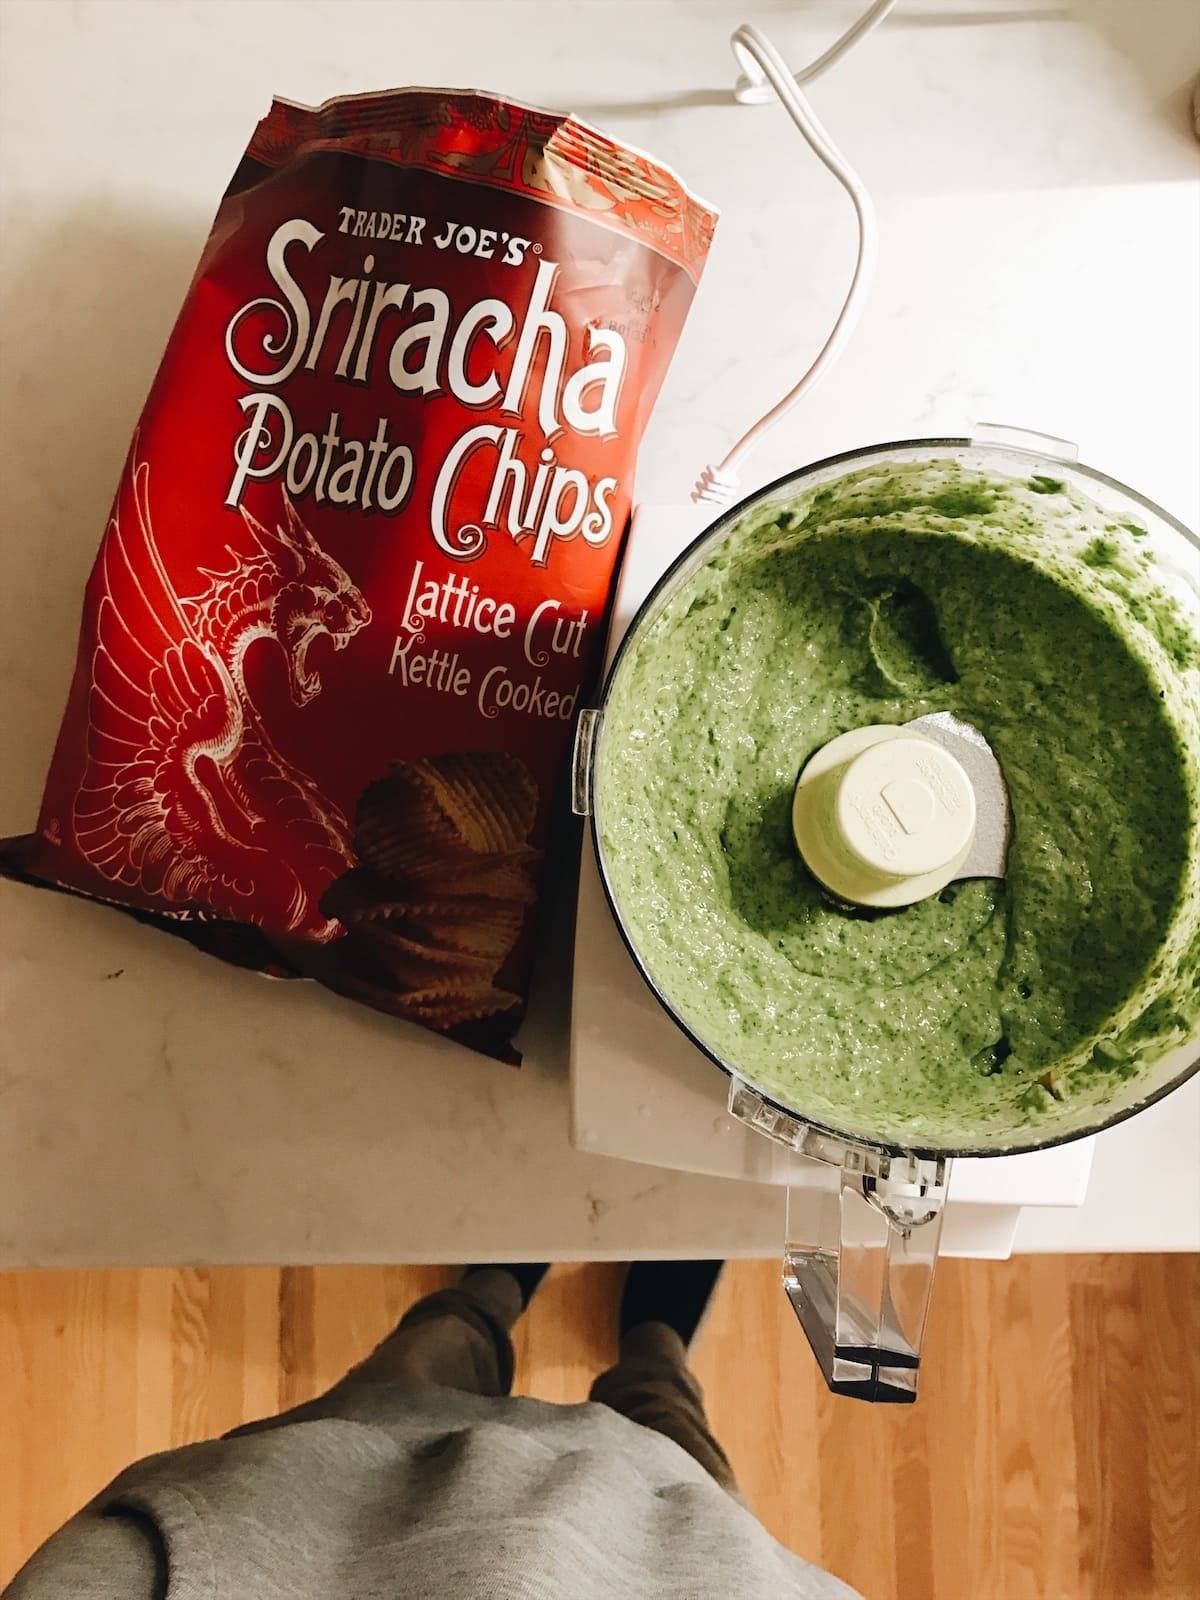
[
  {"x1": 229, "y1": 1268, "x2": 523, "y2": 1439},
  {"x1": 344, "y1": 1268, "x2": 522, "y2": 1395},
  {"x1": 589, "y1": 1320, "x2": 740, "y2": 1496}
]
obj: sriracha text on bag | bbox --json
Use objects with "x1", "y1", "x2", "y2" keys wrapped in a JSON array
[
  {"x1": 224, "y1": 224, "x2": 625, "y2": 569},
  {"x1": 1, "y1": 88, "x2": 715, "y2": 1061}
]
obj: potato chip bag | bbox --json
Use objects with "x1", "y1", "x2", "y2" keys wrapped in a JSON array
[{"x1": 0, "y1": 88, "x2": 716, "y2": 1059}]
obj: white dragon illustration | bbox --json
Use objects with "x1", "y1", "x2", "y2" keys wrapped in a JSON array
[{"x1": 71, "y1": 455, "x2": 371, "y2": 940}]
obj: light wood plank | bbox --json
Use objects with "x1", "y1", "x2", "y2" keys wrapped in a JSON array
[
  {"x1": 2, "y1": 1257, "x2": 1198, "y2": 1598},
  {"x1": 1139, "y1": 1254, "x2": 1200, "y2": 1597},
  {"x1": 1016, "y1": 1254, "x2": 1082, "y2": 1600},
  {"x1": 1070, "y1": 1258, "x2": 1155, "y2": 1597},
  {"x1": 0, "y1": 1271, "x2": 141, "y2": 1570},
  {"x1": 693, "y1": 1258, "x2": 828, "y2": 1568},
  {"x1": 512, "y1": 1262, "x2": 622, "y2": 1404}
]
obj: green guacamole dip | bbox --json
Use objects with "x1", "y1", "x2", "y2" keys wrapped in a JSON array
[{"x1": 597, "y1": 459, "x2": 1200, "y2": 1150}]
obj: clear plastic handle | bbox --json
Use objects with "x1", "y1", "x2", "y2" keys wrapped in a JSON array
[
  {"x1": 727, "y1": 1077, "x2": 948, "y2": 1402},
  {"x1": 783, "y1": 1156, "x2": 948, "y2": 1402}
]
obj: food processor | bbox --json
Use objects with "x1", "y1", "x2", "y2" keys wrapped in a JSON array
[
  {"x1": 569, "y1": 22, "x2": 1200, "y2": 1402},
  {"x1": 573, "y1": 426, "x2": 1200, "y2": 1403}
]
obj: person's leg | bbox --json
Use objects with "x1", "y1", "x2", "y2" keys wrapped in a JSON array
[
  {"x1": 230, "y1": 1265, "x2": 546, "y2": 1438},
  {"x1": 590, "y1": 1320, "x2": 738, "y2": 1493},
  {"x1": 346, "y1": 1267, "x2": 527, "y2": 1394},
  {"x1": 589, "y1": 1261, "x2": 739, "y2": 1496}
]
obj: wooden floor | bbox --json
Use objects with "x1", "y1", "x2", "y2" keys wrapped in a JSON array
[{"x1": 2, "y1": 1256, "x2": 1197, "y2": 1598}]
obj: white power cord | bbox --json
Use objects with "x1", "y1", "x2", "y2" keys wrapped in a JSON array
[
  {"x1": 692, "y1": 14, "x2": 890, "y2": 506},
  {"x1": 733, "y1": 1, "x2": 897, "y2": 105}
]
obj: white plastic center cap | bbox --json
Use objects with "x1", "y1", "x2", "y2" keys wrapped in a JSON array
[{"x1": 793, "y1": 725, "x2": 978, "y2": 908}]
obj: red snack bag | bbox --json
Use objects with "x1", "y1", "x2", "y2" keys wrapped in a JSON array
[{"x1": 1, "y1": 89, "x2": 715, "y2": 1060}]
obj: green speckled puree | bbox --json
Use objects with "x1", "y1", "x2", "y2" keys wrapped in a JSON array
[{"x1": 598, "y1": 460, "x2": 1200, "y2": 1149}]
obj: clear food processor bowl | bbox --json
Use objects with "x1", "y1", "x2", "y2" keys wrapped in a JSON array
[{"x1": 573, "y1": 423, "x2": 1200, "y2": 1401}]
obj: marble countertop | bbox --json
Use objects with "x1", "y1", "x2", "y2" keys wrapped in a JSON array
[{"x1": 2, "y1": 0, "x2": 1197, "y2": 1267}]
